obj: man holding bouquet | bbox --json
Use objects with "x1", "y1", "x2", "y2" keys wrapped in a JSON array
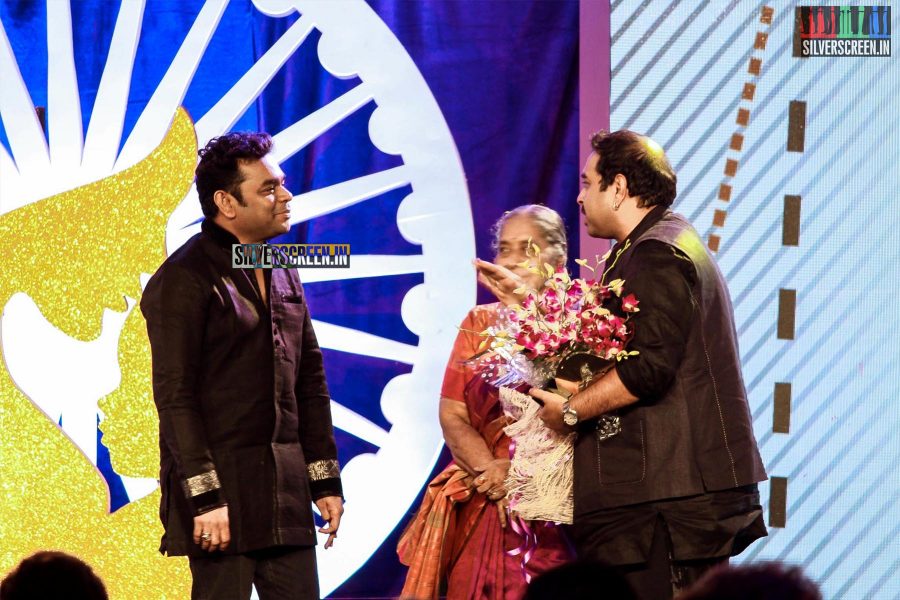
[{"x1": 527, "y1": 130, "x2": 768, "y2": 599}]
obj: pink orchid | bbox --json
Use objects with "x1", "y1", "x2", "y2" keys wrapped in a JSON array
[{"x1": 622, "y1": 293, "x2": 640, "y2": 313}]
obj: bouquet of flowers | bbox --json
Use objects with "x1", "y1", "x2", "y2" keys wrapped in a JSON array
[
  {"x1": 475, "y1": 241, "x2": 640, "y2": 390},
  {"x1": 472, "y1": 241, "x2": 640, "y2": 523}
]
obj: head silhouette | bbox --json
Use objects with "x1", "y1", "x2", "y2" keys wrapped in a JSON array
[
  {"x1": 679, "y1": 562, "x2": 822, "y2": 600},
  {"x1": 523, "y1": 561, "x2": 636, "y2": 600},
  {"x1": 1, "y1": 551, "x2": 108, "y2": 600}
]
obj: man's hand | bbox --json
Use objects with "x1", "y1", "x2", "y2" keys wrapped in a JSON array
[
  {"x1": 193, "y1": 505, "x2": 230, "y2": 552},
  {"x1": 315, "y1": 496, "x2": 344, "y2": 549},
  {"x1": 473, "y1": 259, "x2": 528, "y2": 306},
  {"x1": 531, "y1": 388, "x2": 571, "y2": 433}
]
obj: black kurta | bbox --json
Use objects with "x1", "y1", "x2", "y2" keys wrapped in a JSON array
[{"x1": 141, "y1": 219, "x2": 342, "y2": 557}]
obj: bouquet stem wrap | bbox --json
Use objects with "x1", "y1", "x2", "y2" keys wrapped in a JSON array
[{"x1": 500, "y1": 387, "x2": 574, "y2": 524}]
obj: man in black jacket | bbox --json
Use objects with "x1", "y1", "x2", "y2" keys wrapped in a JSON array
[
  {"x1": 530, "y1": 130, "x2": 767, "y2": 599},
  {"x1": 141, "y1": 132, "x2": 343, "y2": 600}
]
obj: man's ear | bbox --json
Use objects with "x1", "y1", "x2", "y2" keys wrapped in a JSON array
[
  {"x1": 613, "y1": 173, "x2": 629, "y2": 201},
  {"x1": 213, "y1": 190, "x2": 237, "y2": 219}
]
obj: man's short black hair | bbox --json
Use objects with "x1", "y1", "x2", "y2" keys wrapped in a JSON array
[
  {"x1": 590, "y1": 130, "x2": 677, "y2": 208},
  {"x1": 195, "y1": 132, "x2": 274, "y2": 218},
  {"x1": 0, "y1": 551, "x2": 108, "y2": 600}
]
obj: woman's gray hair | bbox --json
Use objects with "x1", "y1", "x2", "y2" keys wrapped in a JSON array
[{"x1": 490, "y1": 204, "x2": 568, "y2": 265}]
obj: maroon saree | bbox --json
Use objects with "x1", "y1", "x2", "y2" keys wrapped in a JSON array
[{"x1": 398, "y1": 305, "x2": 573, "y2": 600}]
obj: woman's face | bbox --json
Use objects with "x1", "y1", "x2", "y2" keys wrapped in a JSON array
[{"x1": 493, "y1": 215, "x2": 559, "y2": 291}]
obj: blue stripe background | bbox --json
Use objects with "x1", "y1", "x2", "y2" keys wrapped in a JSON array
[{"x1": 611, "y1": 2, "x2": 899, "y2": 598}]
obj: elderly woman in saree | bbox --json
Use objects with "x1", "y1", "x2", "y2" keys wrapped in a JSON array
[{"x1": 398, "y1": 205, "x2": 575, "y2": 600}]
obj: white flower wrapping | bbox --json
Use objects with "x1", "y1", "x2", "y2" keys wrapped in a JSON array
[{"x1": 500, "y1": 387, "x2": 574, "y2": 524}]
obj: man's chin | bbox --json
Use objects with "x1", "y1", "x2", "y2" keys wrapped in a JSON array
[{"x1": 586, "y1": 223, "x2": 613, "y2": 240}]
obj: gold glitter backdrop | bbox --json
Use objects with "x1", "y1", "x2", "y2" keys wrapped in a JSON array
[{"x1": 0, "y1": 108, "x2": 196, "y2": 597}]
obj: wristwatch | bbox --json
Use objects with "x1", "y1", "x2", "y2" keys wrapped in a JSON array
[{"x1": 561, "y1": 401, "x2": 579, "y2": 427}]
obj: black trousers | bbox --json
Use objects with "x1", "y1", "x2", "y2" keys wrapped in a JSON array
[
  {"x1": 580, "y1": 516, "x2": 725, "y2": 600},
  {"x1": 188, "y1": 545, "x2": 319, "y2": 600}
]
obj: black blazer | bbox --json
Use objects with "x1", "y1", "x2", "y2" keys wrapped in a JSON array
[{"x1": 141, "y1": 219, "x2": 342, "y2": 556}]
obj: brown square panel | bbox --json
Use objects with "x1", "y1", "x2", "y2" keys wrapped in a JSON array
[
  {"x1": 713, "y1": 209, "x2": 727, "y2": 227},
  {"x1": 787, "y1": 101, "x2": 807, "y2": 152},
  {"x1": 773, "y1": 382, "x2": 791, "y2": 433},
  {"x1": 742, "y1": 83, "x2": 756, "y2": 101},
  {"x1": 783, "y1": 195, "x2": 801, "y2": 246},
  {"x1": 769, "y1": 477, "x2": 788, "y2": 528},
  {"x1": 754, "y1": 32, "x2": 769, "y2": 50},
  {"x1": 778, "y1": 289, "x2": 797, "y2": 340},
  {"x1": 724, "y1": 159, "x2": 739, "y2": 177},
  {"x1": 707, "y1": 234, "x2": 720, "y2": 253},
  {"x1": 718, "y1": 184, "x2": 733, "y2": 202},
  {"x1": 737, "y1": 108, "x2": 751, "y2": 126},
  {"x1": 761, "y1": 6, "x2": 774, "y2": 24},
  {"x1": 730, "y1": 134, "x2": 744, "y2": 152},
  {"x1": 749, "y1": 57, "x2": 762, "y2": 75}
]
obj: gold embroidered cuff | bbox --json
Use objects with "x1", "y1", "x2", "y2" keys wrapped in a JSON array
[
  {"x1": 307, "y1": 459, "x2": 340, "y2": 481},
  {"x1": 182, "y1": 470, "x2": 222, "y2": 497}
]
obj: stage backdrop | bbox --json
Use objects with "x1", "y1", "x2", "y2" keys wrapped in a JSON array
[
  {"x1": 2, "y1": 2, "x2": 898, "y2": 600},
  {"x1": 0, "y1": 0, "x2": 578, "y2": 598}
]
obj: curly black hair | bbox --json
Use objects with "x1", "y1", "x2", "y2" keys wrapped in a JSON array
[
  {"x1": 195, "y1": 132, "x2": 274, "y2": 218},
  {"x1": 589, "y1": 130, "x2": 677, "y2": 208}
]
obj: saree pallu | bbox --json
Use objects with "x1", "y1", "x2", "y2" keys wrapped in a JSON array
[{"x1": 398, "y1": 328, "x2": 573, "y2": 600}]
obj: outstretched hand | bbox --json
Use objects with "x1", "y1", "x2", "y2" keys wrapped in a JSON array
[{"x1": 473, "y1": 259, "x2": 529, "y2": 306}]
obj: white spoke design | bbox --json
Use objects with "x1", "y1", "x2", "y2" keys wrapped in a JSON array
[
  {"x1": 311, "y1": 319, "x2": 417, "y2": 364},
  {"x1": 167, "y1": 164, "x2": 410, "y2": 252},
  {"x1": 330, "y1": 400, "x2": 389, "y2": 448},
  {"x1": 0, "y1": 146, "x2": 21, "y2": 214},
  {"x1": 195, "y1": 14, "x2": 315, "y2": 143},
  {"x1": 271, "y1": 83, "x2": 373, "y2": 162},
  {"x1": 0, "y1": 21, "x2": 49, "y2": 175},
  {"x1": 299, "y1": 254, "x2": 424, "y2": 283},
  {"x1": 46, "y1": 0, "x2": 83, "y2": 170},
  {"x1": 288, "y1": 165, "x2": 409, "y2": 225},
  {"x1": 81, "y1": 0, "x2": 146, "y2": 176},
  {"x1": 115, "y1": 0, "x2": 229, "y2": 171}
]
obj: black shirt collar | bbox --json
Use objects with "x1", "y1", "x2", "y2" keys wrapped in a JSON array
[
  {"x1": 202, "y1": 218, "x2": 240, "y2": 249},
  {"x1": 611, "y1": 205, "x2": 668, "y2": 254}
]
